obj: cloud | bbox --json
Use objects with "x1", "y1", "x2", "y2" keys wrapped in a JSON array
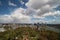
[
  {"x1": 9, "y1": 1, "x2": 17, "y2": 6},
  {"x1": 0, "y1": 0, "x2": 60, "y2": 24},
  {"x1": 10, "y1": 8, "x2": 31, "y2": 23},
  {"x1": 25, "y1": 0, "x2": 60, "y2": 24},
  {"x1": 0, "y1": 7, "x2": 44, "y2": 23},
  {"x1": 0, "y1": 15, "x2": 13, "y2": 23},
  {"x1": 42, "y1": 11, "x2": 60, "y2": 24},
  {"x1": 26, "y1": 0, "x2": 60, "y2": 16},
  {"x1": 0, "y1": 8, "x2": 32, "y2": 23},
  {"x1": 26, "y1": 0, "x2": 50, "y2": 9},
  {"x1": 26, "y1": 0, "x2": 60, "y2": 9}
]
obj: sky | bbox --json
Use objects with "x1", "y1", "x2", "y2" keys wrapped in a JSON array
[{"x1": 0, "y1": 0, "x2": 60, "y2": 24}]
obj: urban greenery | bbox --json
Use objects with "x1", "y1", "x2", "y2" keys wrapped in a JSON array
[{"x1": 0, "y1": 26, "x2": 60, "y2": 40}]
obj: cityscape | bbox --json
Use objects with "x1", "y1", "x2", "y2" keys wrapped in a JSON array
[
  {"x1": 0, "y1": 23, "x2": 60, "y2": 40},
  {"x1": 0, "y1": 0, "x2": 60, "y2": 40}
]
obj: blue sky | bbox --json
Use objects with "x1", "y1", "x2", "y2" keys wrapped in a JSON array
[
  {"x1": 0, "y1": 0, "x2": 28, "y2": 15},
  {"x1": 0, "y1": 0, "x2": 60, "y2": 24}
]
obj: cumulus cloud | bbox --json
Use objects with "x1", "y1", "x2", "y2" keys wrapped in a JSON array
[
  {"x1": 0, "y1": 7, "x2": 44, "y2": 23},
  {"x1": 26, "y1": 0, "x2": 60, "y2": 16},
  {"x1": 25, "y1": 0, "x2": 60, "y2": 24},
  {"x1": 0, "y1": 8, "x2": 32, "y2": 23},
  {"x1": 26, "y1": 0, "x2": 50, "y2": 9},
  {"x1": 0, "y1": 15, "x2": 13, "y2": 23},
  {"x1": 26, "y1": 0, "x2": 60, "y2": 9},
  {"x1": 10, "y1": 8, "x2": 31, "y2": 23}
]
